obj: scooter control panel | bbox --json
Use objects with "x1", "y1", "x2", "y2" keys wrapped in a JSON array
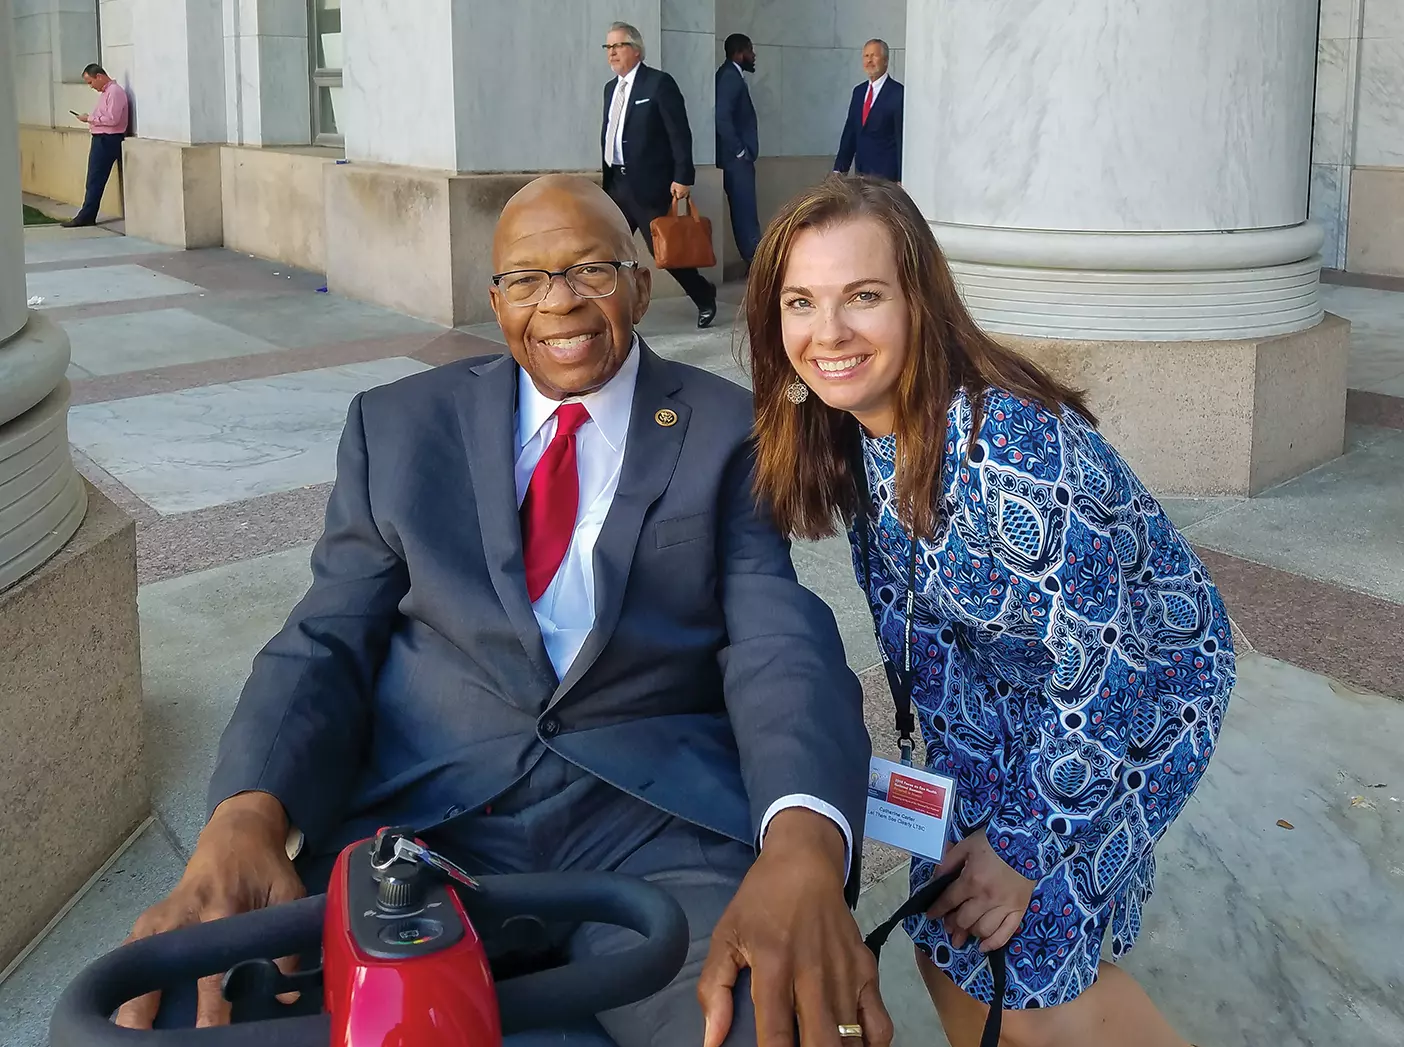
[{"x1": 346, "y1": 841, "x2": 468, "y2": 962}]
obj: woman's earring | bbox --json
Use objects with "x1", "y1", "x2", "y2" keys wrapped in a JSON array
[{"x1": 784, "y1": 377, "x2": 810, "y2": 404}]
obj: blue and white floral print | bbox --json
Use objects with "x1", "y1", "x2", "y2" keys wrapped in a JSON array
[{"x1": 851, "y1": 388, "x2": 1235, "y2": 1009}]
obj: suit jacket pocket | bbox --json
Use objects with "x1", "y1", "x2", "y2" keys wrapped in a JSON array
[{"x1": 655, "y1": 511, "x2": 711, "y2": 549}]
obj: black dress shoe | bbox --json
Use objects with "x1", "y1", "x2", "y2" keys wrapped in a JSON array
[
  {"x1": 698, "y1": 301, "x2": 718, "y2": 329},
  {"x1": 60, "y1": 217, "x2": 96, "y2": 228}
]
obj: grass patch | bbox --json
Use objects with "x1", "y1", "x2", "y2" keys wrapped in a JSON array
[{"x1": 22, "y1": 204, "x2": 60, "y2": 226}]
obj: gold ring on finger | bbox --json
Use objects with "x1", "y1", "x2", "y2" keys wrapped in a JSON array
[{"x1": 838, "y1": 1024, "x2": 864, "y2": 1040}]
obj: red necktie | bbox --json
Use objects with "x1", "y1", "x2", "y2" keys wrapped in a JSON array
[
  {"x1": 862, "y1": 83, "x2": 874, "y2": 125},
  {"x1": 520, "y1": 402, "x2": 591, "y2": 602}
]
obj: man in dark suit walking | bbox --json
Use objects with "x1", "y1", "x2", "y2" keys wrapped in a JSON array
[
  {"x1": 115, "y1": 175, "x2": 893, "y2": 1047},
  {"x1": 600, "y1": 21, "x2": 718, "y2": 329},
  {"x1": 715, "y1": 34, "x2": 761, "y2": 268},
  {"x1": 832, "y1": 39, "x2": 904, "y2": 181}
]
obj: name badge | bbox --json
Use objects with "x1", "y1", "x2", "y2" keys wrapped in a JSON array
[{"x1": 865, "y1": 757, "x2": 954, "y2": 861}]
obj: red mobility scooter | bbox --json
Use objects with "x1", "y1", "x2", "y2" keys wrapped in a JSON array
[{"x1": 48, "y1": 827, "x2": 688, "y2": 1046}]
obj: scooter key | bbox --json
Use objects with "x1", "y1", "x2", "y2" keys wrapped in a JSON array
[{"x1": 392, "y1": 836, "x2": 482, "y2": 891}]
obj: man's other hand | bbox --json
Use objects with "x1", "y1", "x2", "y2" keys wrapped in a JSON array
[
  {"x1": 698, "y1": 809, "x2": 894, "y2": 1047},
  {"x1": 114, "y1": 791, "x2": 305, "y2": 1030},
  {"x1": 77, "y1": 113, "x2": 90, "y2": 123},
  {"x1": 670, "y1": 181, "x2": 692, "y2": 200}
]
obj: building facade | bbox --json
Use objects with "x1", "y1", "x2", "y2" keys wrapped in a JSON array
[{"x1": 9, "y1": 0, "x2": 1403, "y2": 495}]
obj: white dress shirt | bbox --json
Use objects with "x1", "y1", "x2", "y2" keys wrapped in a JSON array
[
  {"x1": 605, "y1": 62, "x2": 642, "y2": 167},
  {"x1": 865, "y1": 71, "x2": 890, "y2": 107},
  {"x1": 514, "y1": 339, "x2": 854, "y2": 873}
]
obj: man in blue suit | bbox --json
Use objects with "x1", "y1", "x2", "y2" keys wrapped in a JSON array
[
  {"x1": 715, "y1": 34, "x2": 761, "y2": 267},
  {"x1": 833, "y1": 39, "x2": 904, "y2": 181},
  {"x1": 114, "y1": 175, "x2": 891, "y2": 1046}
]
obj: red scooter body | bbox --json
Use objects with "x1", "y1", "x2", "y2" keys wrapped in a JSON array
[{"x1": 321, "y1": 839, "x2": 501, "y2": 1047}]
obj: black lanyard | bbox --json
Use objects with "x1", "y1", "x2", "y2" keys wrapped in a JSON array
[
  {"x1": 851, "y1": 439, "x2": 918, "y2": 765},
  {"x1": 853, "y1": 437, "x2": 1007, "y2": 1047}
]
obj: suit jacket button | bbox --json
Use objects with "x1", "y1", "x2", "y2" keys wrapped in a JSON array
[
  {"x1": 540, "y1": 715, "x2": 560, "y2": 739},
  {"x1": 444, "y1": 805, "x2": 465, "y2": 819}
]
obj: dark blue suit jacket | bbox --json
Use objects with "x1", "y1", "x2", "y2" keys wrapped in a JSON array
[
  {"x1": 208, "y1": 342, "x2": 870, "y2": 899},
  {"x1": 834, "y1": 77, "x2": 904, "y2": 181},
  {"x1": 715, "y1": 61, "x2": 759, "y2": 165}
]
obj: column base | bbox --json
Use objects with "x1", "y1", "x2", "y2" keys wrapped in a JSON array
[
  {"x1": 2, "y1": 312, "x2": 86, "y2": 593},
  {"x1": 324, "y1": 163, "x2": 726, "y2": 327},
  {"x1": 0, "y1": 483, "x2": 144, "y2": 971},
  {"x1": 1000, "y1": 314, "x2": 1350, "y2": 496},
  {"x1": 121, "y1": 139, "x2": 223, "y2": 249}
]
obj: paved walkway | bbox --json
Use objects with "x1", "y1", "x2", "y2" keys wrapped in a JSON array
[{"x1": 2, "y1": 224, "x2": 1403, "y2": 1046}]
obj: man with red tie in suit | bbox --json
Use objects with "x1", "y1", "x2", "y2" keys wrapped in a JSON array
[
  {"x1": 115, "y1": 175, "x2": 892, "y2": 1047},
  {"x1": 833, "y1": 40, "x2": 904, "y2": 182}
]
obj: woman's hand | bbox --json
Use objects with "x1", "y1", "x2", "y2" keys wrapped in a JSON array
[{"x1": 927, "y1": 830, "x2": 1035, "y2": 952}]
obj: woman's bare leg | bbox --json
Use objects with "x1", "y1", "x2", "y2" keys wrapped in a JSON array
[{"x1": 914, "y1": 946, "x2": 1192, "y2": 1047}]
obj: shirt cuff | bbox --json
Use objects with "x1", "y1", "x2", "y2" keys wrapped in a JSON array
[
  {"x1": 759, "y1": 794, "x2": 854, "y2": 883},
  {"x1": 285, "y1": 825, "x2": 305, "y2": 861}
]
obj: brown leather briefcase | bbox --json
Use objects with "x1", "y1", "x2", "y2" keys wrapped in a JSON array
[{"x1": 649, "y1": 196, "x2": 716, "y2": 270}]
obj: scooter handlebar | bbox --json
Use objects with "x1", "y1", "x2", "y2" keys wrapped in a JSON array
[
  {"x1": 49, "y1": 873, "x2": 689, "y2": 1045},
  {"x1": 49, "y1": 896, "x2": 329, "y2": 1047}
]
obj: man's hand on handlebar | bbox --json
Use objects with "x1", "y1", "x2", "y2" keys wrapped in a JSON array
[{"x1": 114, "y1": 791, "x2": 306, "y2": 1030}]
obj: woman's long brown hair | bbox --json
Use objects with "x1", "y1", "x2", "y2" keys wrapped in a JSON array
[{"x1": 746, "y1": 176, "x2": 1094, "y2": 541}]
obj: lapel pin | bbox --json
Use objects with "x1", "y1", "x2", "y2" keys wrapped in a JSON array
[{"x1": 655, "y1": 408, "x2": 678, "y2": 427}]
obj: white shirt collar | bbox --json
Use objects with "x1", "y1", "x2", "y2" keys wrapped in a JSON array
[
  {"x1": 517, "y1": 334, "x2": 640, "y2": 455},
  {"x1": 617, "y1": 61, "x2": 642, "y2": 88},
  {"x1": 868, "y1": 72, "x2": 889, "y2": 93},
  {"x1": 733, "y1": 61, "x2": 744, "y2": 76}
]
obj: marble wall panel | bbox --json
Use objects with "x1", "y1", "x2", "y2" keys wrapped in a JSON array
[
  {"x1": 100, "y1": 0, "x2": 132, "y2": 48},
  {"x1": 131, "y1": 0, "x2": 226, "y2": 143},
  {"x1": 1314, "y1": 37, "x2": 1353, "y2": 167},
  {"x1": 450, "y1": 0, "x2": 659, "y2": 172},
  {"x1": 50, "y1": 6, "x2": 99, "y2": 83},
  {"x1": 1361, "y1": 0, "x2": 1404, "y2": 38},
  {"x1": 13, "y1": 12, "x2": 49, "y2": 53},
  {"x1": 742, "y1": 39, "x2": 783, "y2": 157},
  {"x1": 907, "y1": 0, "x2": 1318, "y2": 233},
  {"x1": 251, "y1": 32, "x2": 308, "y2": 145},
  {"x1": 662, "y1": 0, "x2": 711, "y2": 34},
  {"x1": 750, "y1": 0, "x2": 837, "y2": 49},
  {"x1": 661, "y1": 28, "x2": 717, "y2": 166},
  {"x1": 1354, "y1": 37, "x2": 1404, "y2": 166},
  {"x1": 1321, "y1": 0, "x2": 1360, "y2": 38},
  {"x1": 1309, "y1": 162, "x2": 1348, "y2": 269},
  {"x1": 781, "y1": 45, "x2": 861, "y2": 157},
  {"x1": 342, "y1": 0, "x2": 456, "y2": 168},
  {"x1": 835, "y1": 0, "x2": 905, "y2": 50}
]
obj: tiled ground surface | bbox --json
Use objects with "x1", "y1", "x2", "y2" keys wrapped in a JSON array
[{"x1": 3, "y1": 227, "x2": 1403, "y2": 1045}]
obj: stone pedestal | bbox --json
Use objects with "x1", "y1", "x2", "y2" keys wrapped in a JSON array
[
  {"x1": 0, "y1": 484, "x2": 144, "y2": 972},
  {"x1": 905, "y1": 0, "x2": 1346, "y2": 494},
  {"x1": 324, "y1": 163, "x2": 724, "y2": 326},
  {"x1": 1003, "y1": 314, "x2": 1350, "y2": 496},
  {"x1": 120, "y1": 138, "x2": 223, "y2": 249}
]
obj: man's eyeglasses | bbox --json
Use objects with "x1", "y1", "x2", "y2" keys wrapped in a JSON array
[
  {"x1": 602, "y1": 42, "x2": 636, "y2": 52},
  {"x1": 491, "y1": 261, "x2": 640, "y2": 307}
]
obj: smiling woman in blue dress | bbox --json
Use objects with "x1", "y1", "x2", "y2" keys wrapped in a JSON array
[{"x1": 743, "y1": 176, "x2": 1235, "y2": 1047}]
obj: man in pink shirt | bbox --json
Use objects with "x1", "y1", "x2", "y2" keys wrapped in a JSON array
[{"x1": 63, "y1": 63, "x2": 129, "y2": 228}]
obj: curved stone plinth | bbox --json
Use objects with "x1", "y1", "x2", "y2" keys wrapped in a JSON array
[
  {"x1": 935, "y1": 222, "x2": 1326, "y2": 342},
  {"x1": 0, "y1": 312, "x2": 87, "y2": 593}
]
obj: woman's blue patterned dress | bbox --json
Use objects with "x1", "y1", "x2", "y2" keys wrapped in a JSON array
[{"x1": 851, "y1": 388, "x2": 1236, "y2": 1009}]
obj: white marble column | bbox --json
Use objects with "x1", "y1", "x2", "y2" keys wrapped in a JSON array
[
  {"x1": 905, "y1": 0, "x2": 1324, "y2": 341},
  {"x1": 0, "y1": 0, "x2": 87, "y2": 591},
  {"x1": 342, "y1": 0, "x2": 661, "y2": 172}
]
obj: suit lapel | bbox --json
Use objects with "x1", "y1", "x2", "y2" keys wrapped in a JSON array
[
  {"x1": 623, "y1": 64, "x2": 652, "y2": 137},
  {"x1": 455, "y1": 354, "x2": 558, "y2": 701},
  {"x1": 550, "y1": 340, "x2": 687, "y2": 705}
]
